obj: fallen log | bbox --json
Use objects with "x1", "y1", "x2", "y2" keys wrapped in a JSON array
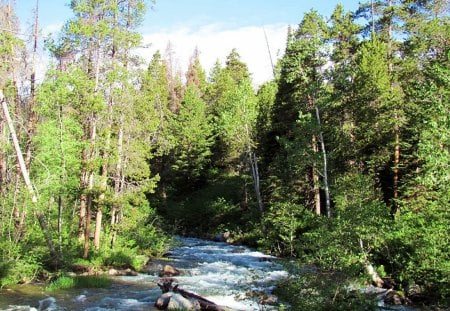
[{"x1": 156, "y1": 278, "x2": 228, "y2": 311}]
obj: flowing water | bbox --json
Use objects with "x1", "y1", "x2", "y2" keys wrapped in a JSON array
[{"x1": 0, "y1": 237, "x2": 288, "y2": 310}]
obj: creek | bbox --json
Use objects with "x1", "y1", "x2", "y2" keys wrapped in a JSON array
[{"x1": 0, "y1": 237, "x2": 288, "y2": 310}]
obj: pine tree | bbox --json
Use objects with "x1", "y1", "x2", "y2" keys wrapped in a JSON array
[
  {"x1": 270, "y1": 10, "x2": 330, "y2": 215},
  {"x1": 170, "y1": 84, "x2": 213, "y2": 191}
]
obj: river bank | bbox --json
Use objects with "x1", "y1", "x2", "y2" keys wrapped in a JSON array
[{"x1": 0, "y1": 236, "x2": 288, "y2": 310}]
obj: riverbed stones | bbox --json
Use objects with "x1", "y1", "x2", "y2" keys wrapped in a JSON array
[{"x1": 107, "y1": 267, "x2": 138, "y2": 276}]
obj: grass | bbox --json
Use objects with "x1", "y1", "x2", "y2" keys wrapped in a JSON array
[{"x1": 46, "y1": 275, "x2": 112, "y2": 292}]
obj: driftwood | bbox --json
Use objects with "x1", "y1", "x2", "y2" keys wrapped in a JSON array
[{"x1": 156, "y1": 278, "x2": 228, "y2": 311}]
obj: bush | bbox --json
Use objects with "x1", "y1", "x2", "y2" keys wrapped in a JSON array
[
  {"x1": 275, "y1": 262, "x2": 377, "y2": 311},
  {"x1": 259, "y1": 202, "x2": 316, "y2": 257}
]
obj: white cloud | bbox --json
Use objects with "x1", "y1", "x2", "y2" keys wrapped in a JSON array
[{"x1": 140, "y1": 23, "x2": 288, "y2": 87}]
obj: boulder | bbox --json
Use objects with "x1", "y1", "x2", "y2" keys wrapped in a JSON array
[
  {"x1": 155, "y1": 292, "x2": 172, "y2": 309},
  {"x1": 108, "y1": 268, "x2": 119, "y2": 276},
  {"x1": 383, "y1": 289, "x2": 406, "y2": 305},
  {"x1": 167, "y1": 293, "x2": 200, "y2": 310},
  {"x1": 160, "y1": 264, "x2": 180, "y2": 277},
  {"x1": 124, "y1": 268, "x2": 138, "y2": 276},
  {"x1": 155, "y1": 292, "x2": 201, "y2": 310},
  {"x1": 213, "y1": 231, "x2": 232, "y2": 243},
  {"x1": 107, "y1": 267, "x2": 138, "y2": 276}
]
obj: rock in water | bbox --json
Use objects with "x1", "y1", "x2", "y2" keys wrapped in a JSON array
[
  {"x1": 38, "y1": 297, "x2": 57, "y2": 310},
  {"x1": 168, "y1": 293, "x2": 200, "y2": 310},
  {"x1": 155, "y1": 292, "x2": 172, "y2": 309},
  {"x1": 160, "y1": 264, "x2": 180, "y2": 277}
]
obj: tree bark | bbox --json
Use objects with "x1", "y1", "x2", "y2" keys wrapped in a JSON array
[
  {"x1": 249, "y1": 151, "x2": 264, "y2": 215},
  {"x1": 24, "y1": 0, "x2": 39, "y2": 171},
  {"x1": 392, "y1": 129, "x2": 400, "y2": 216},
  {"x1": 83, "y1": 118, "x2": 97, "y2": 259},
  {"x1": 1, "y1": 90, "x2": 37, "y2": 203},
  {"x1": 359, "y1": 238, "x2": 384, "y2": 287},
  {"x1": 312, "y1": 136, "x2": 321, "y2": 215},
  {"x1": 315, "y1": 106, "x2": 331, "y2": 218},
  {"x1": 0, "y1": 111, "x2": 5, "y2": 195},
  {"x1": 78, "y1": 150, "x2": 88, "y2": 241},
  {"x1": 110, "y1": 116, "x2": 124, "y2": 248}
]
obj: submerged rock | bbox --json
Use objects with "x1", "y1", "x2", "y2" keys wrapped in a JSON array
[{"x1": 38, "y1": 297, "x2": 57, "y2": 311}]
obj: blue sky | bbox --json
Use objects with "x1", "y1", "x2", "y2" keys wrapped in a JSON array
[{"x1": 16, "y1": 0, "x2": 362, "y2": 85}]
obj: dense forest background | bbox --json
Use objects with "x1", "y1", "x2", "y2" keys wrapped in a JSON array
[{"x1": 0, "y1": 0, "x2": 448, "y2": 307}]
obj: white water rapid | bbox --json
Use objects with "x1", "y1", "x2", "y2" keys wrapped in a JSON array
[{"x1": 0, "y1": 237, "x2": 289, "y2": 311}]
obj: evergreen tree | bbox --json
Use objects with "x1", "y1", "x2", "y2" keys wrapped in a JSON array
[
  {"x1": 170, "y1": 84, "x2": 213, "y2": 191},
  {"x1": 269, "y1": 10, "x2": 330, "y2": 214}
]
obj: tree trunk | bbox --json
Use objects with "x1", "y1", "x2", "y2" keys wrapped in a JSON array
[
  {"x1": 24, "y1": 0, "x2": 39, "y2": 171},
  {"x1": 0, "y1": 111, "x2": 5, "y2": 195},
  {"x1": 2, "y1": 89, "x2": 59, "y2": 266},
  {"x1": 83, "y1": 190, "x2": 92, "y2": 259},
  {"x1": 110, "y1": 116, "x2": 124, "y2": 249},
  {"x1": 93, "y1": 208, "x2": 102, "y2": 250},
  {"x1": 83, "y1": 118, "x2": 97, "y2": 258},
  {"x1": 58, "y1": 195, "x2": 63, "y2": 255},
  {"x1": 359, "y1": 238, "x2": 384, "y2": 287},
  {"x1": 36, "y1": 211, "x2": 59, "y2": 267},
  {"x1": 1, "y1": 90, "x2": 37, "y2": 203},
  {"x1": 249, "y1": 151, "x2": 264, "y2": 215},
  {"x1": 78, "y1": 150, "x2": 88, "y2": 241},
  {"x1": 315, "y1": 106, "x2": 331, "y2": 218},
  {"x1": 312, "y1": 135, "x2": 321, "y2": 215},
  {"x1": 392, "y1": 129, "x2": 400, "y2": 216}
]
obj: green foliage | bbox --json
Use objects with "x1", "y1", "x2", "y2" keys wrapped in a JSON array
[
  {"x1": 385, "y1": 52, "x2": 450, "y2": 303},
  {"x1": 260, "y1": 202, "x2": 315, "y2": 257},
  {"x1": 115, "y1": 198, "x2": 171, "y2": 257},
  {"x1": 170, "y1": 84, "x2": 214, "y2": 189},
  {"x1": 162, "y1": 175, "x2": 251, "y2": 236},
  {"x1": 46, "y1": 275, "x2": 111, "y2": 291},
  {"x1": 275, "y1": 263, "x2": 377, "y2": 311},
  {"x1": 0, "y1": 257, "x2": 42, "y2": 287}
]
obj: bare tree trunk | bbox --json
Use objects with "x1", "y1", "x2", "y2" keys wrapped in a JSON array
[
  {"x1": 312, "y1": 136, "x2": 321, "y2": 215},
  {"x1": 36, "y1": 211, "x2": 59, "y2": 267},
  {"x1": 57, "y1": 102, "x2": 65, "y2": 255},
  {"x1": 83, "y1": 118, "x2": 96, "y2": 259},
  {"x1": 315, "y1": 106, "x2": 331, "y2": 218},
  {"x1": 57, "y1": 195, "x2": 63, "y2": 255},
  {"x1": 25, "y1": 0, "x2": 39, "y2": 171},
  {"x1": 2, "y1": 89, "x2": 58, "y2": 265},
  {"x1": 83, "y1": 190, "x2": 92, "y2": 259},
  {"x1": 249, "y1": 151, "x2": 264, "y2": 215},
  {"x1": 78, "y1": 150, "x2": 88, "y2": 241},
  {"x1": 1, "y1": 90, "x2": 36, "y2": 203},
  {"x1": 392, "y1": 129, "x2": 400, "y2": 216},
  {"x1": 110, "y1": 116, "x2": 124, "y2": 249},
  {"x1": 359, "y1": 238, "x2": 384, "y2": 287},
  {"x1": 0, "y1": 112, "x2": 5, "y2": 195}
]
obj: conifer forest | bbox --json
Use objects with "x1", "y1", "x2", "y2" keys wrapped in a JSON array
[{"x1": 0, "y1": 0, "x2": 448, "y2": 309}]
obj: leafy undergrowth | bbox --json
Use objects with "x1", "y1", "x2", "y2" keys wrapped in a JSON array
[
  {"x1": 46, "y1": 275, "x2": 112, "y2": 291},
  {"x1": 274, "y1": 262, "x2": 377, "y2": 311}
]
